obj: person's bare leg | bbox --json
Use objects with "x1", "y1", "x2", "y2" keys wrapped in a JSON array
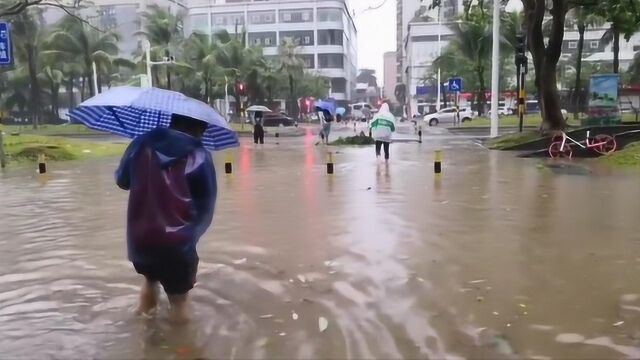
[
  {"x1": 168, "y1": 294, "x2": 191, "y2": 323},
  {"x1": 137, "y1": 279, "x2": 159, "y2": 315}
]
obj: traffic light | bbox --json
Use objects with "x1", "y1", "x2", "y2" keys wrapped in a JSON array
[
  {"x1": 236, "y1": 82, "x2": 246, "y2": 96},
  {"x1": 515, "y1": 34, "x2": 527, "y2": 67}
]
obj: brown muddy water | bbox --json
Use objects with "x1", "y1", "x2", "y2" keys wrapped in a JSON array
[{"x1": 1, "y1": 129, "x2": 640, "y2": 359}]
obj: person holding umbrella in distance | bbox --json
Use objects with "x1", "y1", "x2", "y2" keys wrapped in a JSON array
[
  {"x1": 70, "y1": 86, "x2": 239, "y2": 323},
  {"x1": 315, "y1": 100, "x2": 336, "y2": 145},
  {"x1": 247, "y1": 105, "x2": 271, "y2": 145}
]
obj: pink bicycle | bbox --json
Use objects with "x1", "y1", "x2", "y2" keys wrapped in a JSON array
[{"x1": 548, "y1": 130, "x2": 616, "y2": 159}]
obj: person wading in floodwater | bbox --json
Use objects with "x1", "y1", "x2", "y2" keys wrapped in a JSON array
[
  {"x1": 253, "y1": 111, "x2": 265, "y2": 145},
  {"x1": 115, "y1": 113, "x2": 217, "y2": 323},
  {"x1": 319, "y1": 109, "x2": 333, "y2": 145},
  {"x1": 369, "y1": 103, "x2": 396, "y2": 161}
]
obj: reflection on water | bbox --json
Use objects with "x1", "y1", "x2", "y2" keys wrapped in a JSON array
[{"x1": 1, "y1": 134, "x2": 640, "y2": 359}]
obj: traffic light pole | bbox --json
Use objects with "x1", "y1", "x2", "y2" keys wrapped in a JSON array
[{"x1": 518, "y1": 65, "x2": 526, "y2": 133}]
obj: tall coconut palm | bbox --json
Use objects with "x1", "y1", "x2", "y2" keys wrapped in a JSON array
[
  {"x1": 566, "y1": 6, "x2": 604, "y2": 117},
  {"x1": 278, "y1": 39, "x2": 305, "y2": 119},
  {"x1": 38, "y1": 66, "x2": 63, "y2": 118},
  {"x1": 183, "y1": 32, "x2": 221, "y2": 103},
  {"x1": 10, "y1": 9, "x2": 43, "y2": 128},
  {"x1": 447, "y1": 11, "x2": 493, "y2": 115},
  {"x1": 43, "y1": 15, "x2": 121, "y2": 99},
  {"x1": 140, "y1": 4, "x2": 185, "y2": 90}
]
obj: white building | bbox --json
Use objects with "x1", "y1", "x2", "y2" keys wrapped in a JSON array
[
  {"x1": 383, "y1": 51, "x2": 396, "y2": 103},
  {"x1": 186, "y1": 0, "x2": 357, "y2": 103}
]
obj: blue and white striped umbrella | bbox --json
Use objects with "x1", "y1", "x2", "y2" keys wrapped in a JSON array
[{"x1": 69, "y1": 86, "x2": 239, "y2": 151}]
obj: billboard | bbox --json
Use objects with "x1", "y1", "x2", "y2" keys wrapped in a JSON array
[{"x1": 586, "y1": 74, "x2": 620, "y2": 125}]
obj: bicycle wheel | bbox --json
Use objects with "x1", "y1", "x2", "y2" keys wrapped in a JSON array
[
  {"x1": 549, "y1": 141, "x2": 573, "y2": 159},
  {"x1": 592, "y1": 134, "x2": 617, "y2": 155}
]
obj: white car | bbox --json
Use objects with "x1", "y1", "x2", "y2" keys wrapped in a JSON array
[
  {"x1": 424, "y1": 107, "x2": 475, "y2": 126},
  {"x1": 488, "y1": 106, "x2": 513, "y2": 117}
]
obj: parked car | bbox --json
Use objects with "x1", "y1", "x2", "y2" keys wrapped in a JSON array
[
  {"x1": 423, "y1": 107, "x2": 475, "y2": 126},
  {"x1": 487, "y1": 106, "x2": 513, "y2": 117},
  {"x1": 263, "y1": 113, "x2": 294, "y2": 127}
]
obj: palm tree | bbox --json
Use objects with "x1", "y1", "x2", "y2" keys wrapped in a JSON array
[
  {"x1": 278, "y1": 39, "x2": 305, "y2": 119},
  {"x1": 140, "y1": 4, "x2": 185, "y2": 90},
  {"x1": 183, "y1": 32, "x2": 221, "y2": 103},
  {"x1": 447, "y1": 13, "x2": 493, "y2": 115},
  {"x1": 43, "y1": 15, "x2": 121, "y2": 99},
  {"x1": 38, "y1": 65, "x2": 63, "y2": 118},
  {"x1": 628, "y1": 52, "x2": 640, "y2": 84},
  {"x1": 597, "y1": 0, "x2": 640, "y2": 74},
  {"x1": 10, "y1": 8, "x2": 43, "y2": 128},
  {"x1": 566, "y1": 6, "x2": 604, "y2": 117},
  {"x1": 2, "y1": 68, "x2": 30, "y2": 118}
]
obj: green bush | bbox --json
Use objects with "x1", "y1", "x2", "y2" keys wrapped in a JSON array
[{"x1": 330, "y1": 134, "x2": 375, "y2": 146}]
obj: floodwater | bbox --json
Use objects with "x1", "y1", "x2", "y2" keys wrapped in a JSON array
[{"x1": 1, "y1": 125, "x2": 640, "y2": 359}]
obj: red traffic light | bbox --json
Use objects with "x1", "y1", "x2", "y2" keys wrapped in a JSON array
[{"x1": 236, "y1": 82, "x2": 246, "y2": 96}]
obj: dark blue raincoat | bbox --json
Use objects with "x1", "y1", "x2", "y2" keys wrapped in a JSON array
[{"x1": 115, "y1": 128, "x2": 217, "y2": 264}]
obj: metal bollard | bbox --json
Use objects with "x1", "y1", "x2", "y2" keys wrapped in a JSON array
[
  {"x1": 326, "y1": 151, "x2": 334, "y2": 175},
  {"x1": 224, "y1": 152, "x2": 233, "y2": 174},
  {"x1": 38, "y1": 153, "x2": 47, "y2": 174},
  {"x1": 434, "y1": 150, "x2": 442, "y2": 174},
  {"x1": 353, "y1": 122, "x2": 356, "y2": 133},
  {"x1": 418, "y1": 125, "x2": 423, "y2": 144}
]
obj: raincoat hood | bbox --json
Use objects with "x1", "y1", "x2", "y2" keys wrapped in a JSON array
[
  {"x1": 378, "y1": 103, "x2": 390, "y2": 114},
  {"x1": 145, "y1": 128, "x2": 203, "y2": 167}
]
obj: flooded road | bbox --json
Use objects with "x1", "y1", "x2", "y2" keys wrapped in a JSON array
[{"x1": 1, "y1": 128, "x2": 640, "y2": 359}]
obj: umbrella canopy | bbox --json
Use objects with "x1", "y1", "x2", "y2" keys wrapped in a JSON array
[
  {"x1": 69, "y1": 86, "x2": 238, "y2": 151},
  {"x1": 246, "y1": 105, "x2": 272, "y2": 113},
  {"x1": 314, "y1": 99, "x2": 336, "y2": 115}
]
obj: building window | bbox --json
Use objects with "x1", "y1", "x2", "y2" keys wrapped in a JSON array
[
  {"x1": 190, "y1": 14, "x2": 208, "y2": 34},
  {"x1": 300, "y1": 54, "x2": 315, "y2": 68},
  {"x1": 568, "y1": 41, "x2": 578, "y2": 49},
  {"x1": 212, "y1": 12, "x2": 244, "y2": 28},
  {"x1": 279, "y1": 9, "x2": 313, "y2": 23},
  {"x1": 319, "y1": 53, "x2": 344, "y2": 69},
  {"x1": 280, "y1": 31, "x2": 314, "y2": 46},
  {"x1": 318, "y1": 8, "x2": 342, "y2": 22},
  {"x1": 318, "y1": 29, "x2": 343, "y2": 45},
  {"x1": 248, "y1": 10, "x2": 276, "y2": 25},
  {"x1": 248, "y1": 32, "x2": 277, "y2": 47},
  {"x1": 634, "y1": 45, "x2": 640, "y2": 51},
  {"x1": 330, "y1": 78, "x2": 347, "y2": 93},
  {"x1": 590, "y1": 40, "x2": 599, "y2": 49}
]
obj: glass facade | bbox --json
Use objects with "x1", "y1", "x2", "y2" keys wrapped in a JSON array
[
  {"x1": 317, "y1": 29, "x2": 343, "y2": 45},
  {"x1": 248, "y1": 10, "x2": 275, "y2": 25},
  {"x1": 317, "y1": 8, "x2": 342, "y2": 22},
  {"x1": 248, "y1": 32, "x2": 277, "y2": 47},
  {"x1": 300, "y1": 54, "x2": 315, "y2": 69},
  {"x1": 318, "y1": 53, "x2": 344, "y2": 68},
  {"x1": 280, "y1": 30, "x2": 314, "y2": 46},
  {"x1": 279, "y1": 9, "x2": 314, "y2": 23},
  {"x1": 212, "y1": 12, "x2": 244, "y2": 28},
  {"x1": 331, "y1": 78, "x2": 347, "y2": 93},
  {"x1": 190, "y1": 13, "x2": 208, "y2": 34}
]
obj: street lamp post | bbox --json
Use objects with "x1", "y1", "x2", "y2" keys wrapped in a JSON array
[
  {"x1": 489, "y1": 0, "x2": 500, "y2": 137},
  {"x1": 142, "y1": 39, "x2": 175, "y2": 88},
  {"x1": 436, "y1": 5, "x2": 442, "y2": 111}
]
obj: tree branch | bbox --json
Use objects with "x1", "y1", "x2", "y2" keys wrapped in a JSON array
[
  {"x1": 0, "y1": 0, "x2": 104, "y2": 33},
  {"x1": 545, "y1": 0, "x2": 568, "y2": 66}
]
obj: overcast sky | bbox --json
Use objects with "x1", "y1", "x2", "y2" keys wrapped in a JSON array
[{"x1": 352, "y1": 0, "x2": 522, "y2": 86}]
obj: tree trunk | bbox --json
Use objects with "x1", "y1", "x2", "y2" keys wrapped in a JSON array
[
  {"x1": 80, "y1": 76, "x2": 86, "y2": 101},
  {"x1": 288, "y1": 73, "x2": 299, "y2": 120},
  {"x1": 26, "y1": 44, "x2": 40, "y2": 129},
  {"x1": 67, "y1": 77, "x2": 75, "y2": 109},
  {"x1": 52, "y1": 85, "x2": 59, "y2": 119},
  {"x1": 613, "y1": 26, "x2": 620, "y2": 73},
  {"x1": 524, "y1": 0, "x2": 568, "y2": 130},
  {"x1": 477, "y1": 65, "x2": 486, "y2": 116},
  {"x1": 573, "y1": 23, "x2": 585, "y2": 119},
  {"x1": 97, "y1": 71, "x2": 102, "y2": 94},
  {"x1": 166, "y1": 68, "x2": 172, "y2": 90},
  {"x1": 0, "y1": 128, "x2": 6, "y2": 168}
]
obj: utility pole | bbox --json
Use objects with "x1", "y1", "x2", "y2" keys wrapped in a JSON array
[{"x1": 489, "y1": 0, "x2": 500, "y2": 138}]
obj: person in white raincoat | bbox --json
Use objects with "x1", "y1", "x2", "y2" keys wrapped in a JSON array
[{"x1": 369, "y1": 103, "x2": 396, "y2": 160}]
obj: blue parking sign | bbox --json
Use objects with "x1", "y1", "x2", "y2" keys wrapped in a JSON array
[
  {"x1": 0, "y1": 22, "x2": 13, "y2": 66},
  {"x1": 448, "y1": 78, "x2": 462, "y2": 92}
]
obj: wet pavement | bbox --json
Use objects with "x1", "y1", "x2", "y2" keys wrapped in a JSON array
[{"x1": 1, "y1": 124, "x2": 640, "y2": 359}]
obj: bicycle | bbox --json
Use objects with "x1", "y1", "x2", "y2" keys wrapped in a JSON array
[{"x1": 548, "y1": 130, "x2": 617, "y2": 159}]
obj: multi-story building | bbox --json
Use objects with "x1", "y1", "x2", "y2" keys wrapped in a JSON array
[
  {"x1": 562, "y1": 26, "x2": 640, "y2": 72},
  {"x1": 43, "y1": 0, "x2": 187, "y2": 57},
  {"x1": 186, "y1": 0, "x2": 358, "y2": 103},
  {"x1": 383, "y1": 51, "x2": 396, "y2": 104}
]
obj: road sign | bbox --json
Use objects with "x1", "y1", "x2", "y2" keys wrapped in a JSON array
[
  {"x1": 0, "y1": 22, "x2": 13, "y2": 66},
  {"x1": 448, "y1": 78, "x2": 462, "y2": 92}
]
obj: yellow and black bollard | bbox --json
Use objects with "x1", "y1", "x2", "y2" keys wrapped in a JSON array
[
  {"x1": 224, "y1": 152, "x2": 233, "y2": 174},
  {"x1": 37, "y1": 153, "x2": 47, "y2": 174},
  {"x1": 326, "y1": 151, "x2": 334, "y2": 175},
  {"x1": 353, "y1": 122, "x2": 356, "y2": 133},
  {"x1": 418, "y1": 125, "x2": 423, "y2": 143},
  {"x1": 434, "y1": 150, "x2": 442, "y2": 174}
]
